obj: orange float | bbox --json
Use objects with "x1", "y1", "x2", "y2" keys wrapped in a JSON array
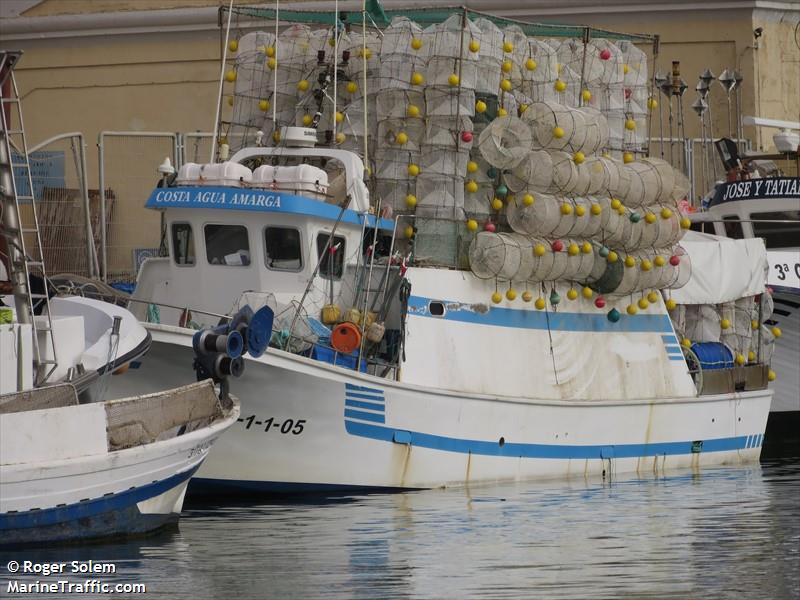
[{"x1": 331, "y1": 322, "x2": 362, "y2": 354}]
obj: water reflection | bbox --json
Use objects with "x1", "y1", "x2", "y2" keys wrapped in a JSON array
[{"x1": 2, "y1": 461, "x2": 798, "y2": 599}]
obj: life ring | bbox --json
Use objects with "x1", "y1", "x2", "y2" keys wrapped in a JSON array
[{"x1": 331, "y1": 322, "x2": 361, "y2": 354}]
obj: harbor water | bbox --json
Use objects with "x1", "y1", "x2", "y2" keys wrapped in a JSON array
[{"x1": 2, "y1": 459, "x2": 798, "y2": 599}]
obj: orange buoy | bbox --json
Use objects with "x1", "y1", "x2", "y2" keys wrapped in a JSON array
[{"x1": 331, "y1": 322, "x2": 362, "y2": 354}]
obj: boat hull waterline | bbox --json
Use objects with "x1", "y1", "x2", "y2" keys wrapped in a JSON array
[{"x1": 111, "y1": 326, "x2": 772, "y2": 493}]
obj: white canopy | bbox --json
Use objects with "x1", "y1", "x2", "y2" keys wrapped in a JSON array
[{"x1": 671, "y1": 230, "x2": 768, "y2": 304}]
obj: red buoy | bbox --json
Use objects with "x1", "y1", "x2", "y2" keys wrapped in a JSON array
[
  {"x1": 461, "y1": 131, "x2": 473, "y2": 143},
  {"x1": 551, "y1": 240, "x2": 564, "y2": 252},
  {"x1": 669, "y1": 255, "x2": 680, "y2": 266},
  {"x1": 600, "y1": 49, "x2": 611, "y2": 60},
  {"x1": 331, "y1": 322, "x2": 362, "y2": 354},
  {"x1": 594, "y1": 296, "x2": 606, "y2": 309}
]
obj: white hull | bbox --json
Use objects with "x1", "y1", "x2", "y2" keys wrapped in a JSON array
[
  {"x1": 110, "y1": 325, "x2": 772, "y2": 493},
  {"x1": 0, "y1": 383, "x2": 239, "y2": 544}
]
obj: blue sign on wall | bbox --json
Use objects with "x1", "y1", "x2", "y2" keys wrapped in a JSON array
[{"x1": 11, "y1": 150, "x2": 66, "y2": 201}]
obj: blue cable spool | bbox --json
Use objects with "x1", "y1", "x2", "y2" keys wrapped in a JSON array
[{"x1": 690, "y1": 342, "x2": 734, "y2": 370}]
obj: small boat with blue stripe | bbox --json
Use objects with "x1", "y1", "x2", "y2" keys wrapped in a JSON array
[{"x1": 106, "y1": 9, "x2": 776, "y2": 492}]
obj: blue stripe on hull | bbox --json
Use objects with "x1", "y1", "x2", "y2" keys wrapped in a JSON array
[
  {"x1": 0, "y1": 464, "x2": 200, "y2": 544},
  {"x1": 345, "y1": 399, "x2": 386, "y2": 412},
  {"x1": 344, "y1": 420, "x2": 751, "y2": 459},
  {"x1": 344, "y1": 409, "x2": 385, "y2": 423},
  {"x1": 188, "y1": 478, "x2": 420, "y2": 496},
  {"x1": 408, "y1": 295, "x2": 674, "y2": 333}
]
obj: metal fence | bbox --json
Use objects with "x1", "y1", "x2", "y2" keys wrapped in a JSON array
[
  {"x1": 25, "y1": 132, "x2": 97, "y2": 278},
  {"x1": 98, "y1": 132, "x2": 178, "y2": 285}
]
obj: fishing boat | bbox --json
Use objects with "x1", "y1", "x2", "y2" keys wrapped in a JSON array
[
  {"x1": 106, "y1": 6, "x2": 774, "y2": 492},
  {"x1": 689, "y1": 123, "x2": 799, "y2": 456},
  {"x1": 0, "y1": 49, "x2": 240, "y2": 544}
]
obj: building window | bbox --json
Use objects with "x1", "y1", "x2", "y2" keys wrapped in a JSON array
[
  {"x1": 204, "y1": 224, "x2": 250, "y2": 266},
  {"x1": 317, "y1": 232, "x2": 345, "y2": 279},
  {"x1": 264, "y1": 227, "x2": 303, "y2": 271},
  {"x1": 171, "y1": 223, "x2": 195, "y2": 266}
]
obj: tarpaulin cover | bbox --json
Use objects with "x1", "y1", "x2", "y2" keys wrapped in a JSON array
[{"x1": 671, "y1": 230, "x2": 768, "y2": 305}]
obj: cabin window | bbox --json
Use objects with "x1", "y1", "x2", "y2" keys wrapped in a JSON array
[
  {"x1": 751, "y1": 211, "x2": 800, "y2": 249},
  {"x1": 204, "y1": 224, "x2": 251, "y2": 266},
  {"x1": 264, "y1": 227, "x2": 303, "y2": 271},
  {"x1": 171, "y1": 223, "x2": 195, "y2": 266},
  {"x1": 316, "y1": 232, "x2": 345, "y2": 279},
  {"x1": 722, "y1": 216, "x2": 743, "y2": 239}
]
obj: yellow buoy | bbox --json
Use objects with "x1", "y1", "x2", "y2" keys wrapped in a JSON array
[
  {"x1": 302, "y1": 114, "x2": 313, "y2": 127},
  {"x1": 525, "y1": 58, "x2": 537, "y2": 71},
  {"x1": 411, "y1": 72, "x2": 424, "y2": 86},
  {"x1": 491, "y1": 291, "x2": 503, "y2": 304},
  {"x1": 567, "y1": 288, "x2": 578, "y2": 301},
  {"x1": 553, "y1": 126, "x2": 565, "y2": 139},
  {"x1": 408, "y1": 164, "x2": 420, "y2": 177},
  {"x1": 297, "y1": 79, "x2": 310, "y2": 92},
  {"x1": 581, "y1": 242, "x2": 593, "y2": 254},
  {"x1": 335, "y1": 111, "x2": 345, "y2": 124},
  {"x1": 395, "y1": 132, "x2": 409, "y2": 145},
  {"x1": 607, "y1": 251, "x2": 619, "y2": 263},
  {"x1": 404, "y1": 226, "x2": 415, "y2": 239},
  {"x1": 568, "y1": 243, "x2": 579, "y2": 256},
  {"x1": 573, "y1": 151, "x2": 585, "y2": 165},
  {"x1": 502, "y1": 60, "x2": 513, "y2": 73},
  {"x1": 638, "y1": 297, "x2": 649, "y2": 310},
  {"x1": 448, "y1": 73, "x2": 460, "y2": 87},
  {"x1": 647, "y1": 97, "x2": 658, "y2": 110},
  {"x1": 518, "y1": 103, "x2": 529, "y2": 114},
  {"x1": 772, "y1": 326, "x2": 782, "y2": 338},
  {"x1": 720, "y1": 318, "x2": 731, "y2": 330},
  {"x1": 625, "y1": 119, "x2": 636, "y2": 131},
  {"x1": 681, "y1": 337, "x2": 692, "y2": 348},
  {"x1": 503, "y1": 41, "x2": 514, "y2": 53},
  {"x1": 266, "y1": 57, "x2": 277, "y2": 70},
  {"x1": 751, "y1": 319, "x2": 759, "y2": 330},
  {"x1": 641, "y1": 259, "x2": 653, "y2": 272},
  {"x1": 335, "y1": 132, "x2": 346, "y2": 144},
  {"x1": 265, "y1": 46, "x2": 275, "y2": 57},
  {"x1": 645, "y1": 212, "x2": 657, "y2": 224},
  {"x1": 491, "y1": 197, "x2": 504, "y2": 211},
  {"x1": 475, "y1": 100, "x2": 487, "y2": 114},
  {"x1": 560, "y1": 203, "x2": 573, "y2": 215},
  {"x1": 623, "y1": 151, "x2": 635, "y2": 164},
  {"x1": 680, "y1": 216, "x2": 691, "y2": 229},
  {"x1": 227, "y1": 96, "x2": 234, "y2": 107},
  {"x1": 523, "y1": 193, "x2": 535, "y2": 206},
  {"x1": 535, "y1": 297, "x2": 546, "y2": 310},
  {"x1": 506, "y1": 288, "x2": 517, "y2": 301},
  {"x1": 467, "y1": 161, "x2": 479, "y2": 173},
  {"x1": 624, "y1": 255, "x2": 636, "y2": 268},
  {"x1": 647, "y1": 291, "x2": 659, "y2": 304},
  {"x1": 654, "y1": 255, "x2": 666, "y2": 267},
  {"x1": 534, "y1": 244, "x2": 546, "y2": 257},
  {"x1": 225, "y1": 70, "x2": 237, "y2": 83},
  {"x1": 466, "y1": 219, "x2": 478, "y2": 232},
  {"x1": 591, "y1": 203, "x2": 602, "y2": 216},
  {"x1": 497, "y1": 107, "x2": 508, "y2": 117},
  {"x1": 661, "y1": 207, "x2": 673, "y2": 219},
  {"x1": 228, "y1": 39, "x2": 239, "y2": 53},
  {"x1": 405, "y1": 194, "x2": 417, "y2": 208},
  {"x1": 411, "y1": 38, "x2": 423, "y2": 51},
  {"x1": 735, "y1": 353, "x2": 746, "y2": 366},
  {"x1": 581, "y1": 89, "x2": 592, "y2": 102},
  {"x1": 346, "y1": 81, "x2": 358, "y2": 94},
  {"x1": 554, "y1": 79, "x2": 567, "y2": 93},
  {"x1": 582, "y1": 286, "x2": 593, "y2": 299},
  {"x1": 575, "y1": 205, "x2": 586, "y2": 217},
  {"x1": 748, "y1": 350, "x2": 756, "y2": 362},
  {"x1": 768, "y1": 369, "x2": 777, "y2": 381},
  {"x1": 466, "y1": 180, "x2": 478, "y2": 193},
  {"x1": 522, "y1": 290, "x2": 533, "y2": 302},
  {"x1": 407, "y1": 104, "x2": 420, "y2": 118},
  {"x1": 359, "y1": 47, "x2": 373, "y2": 59},
  {"x1": 500, "y1": 79, "x2": 513, "y2": 92},
  {"x1": 623, "y1": 64, "x2": 630, "y2": 74},
  {"x1": 259, "y1": 99, "x2": 270, "y2": 112},
  {"x1": 666, "y1": 298, "x2": 677, "y2": 311},
  {"x1": 469, "y1": 39, "x2": 480, "y2": 53},
  {"x1": 272, "y1": 131, "x2": 281, "y2": 143},
  {"x1": 610, "y1": 198, "x2": 622, "y2": 210},
  {"x1": 627, "y1": 304, "x2": 638, "y2": 315}
]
